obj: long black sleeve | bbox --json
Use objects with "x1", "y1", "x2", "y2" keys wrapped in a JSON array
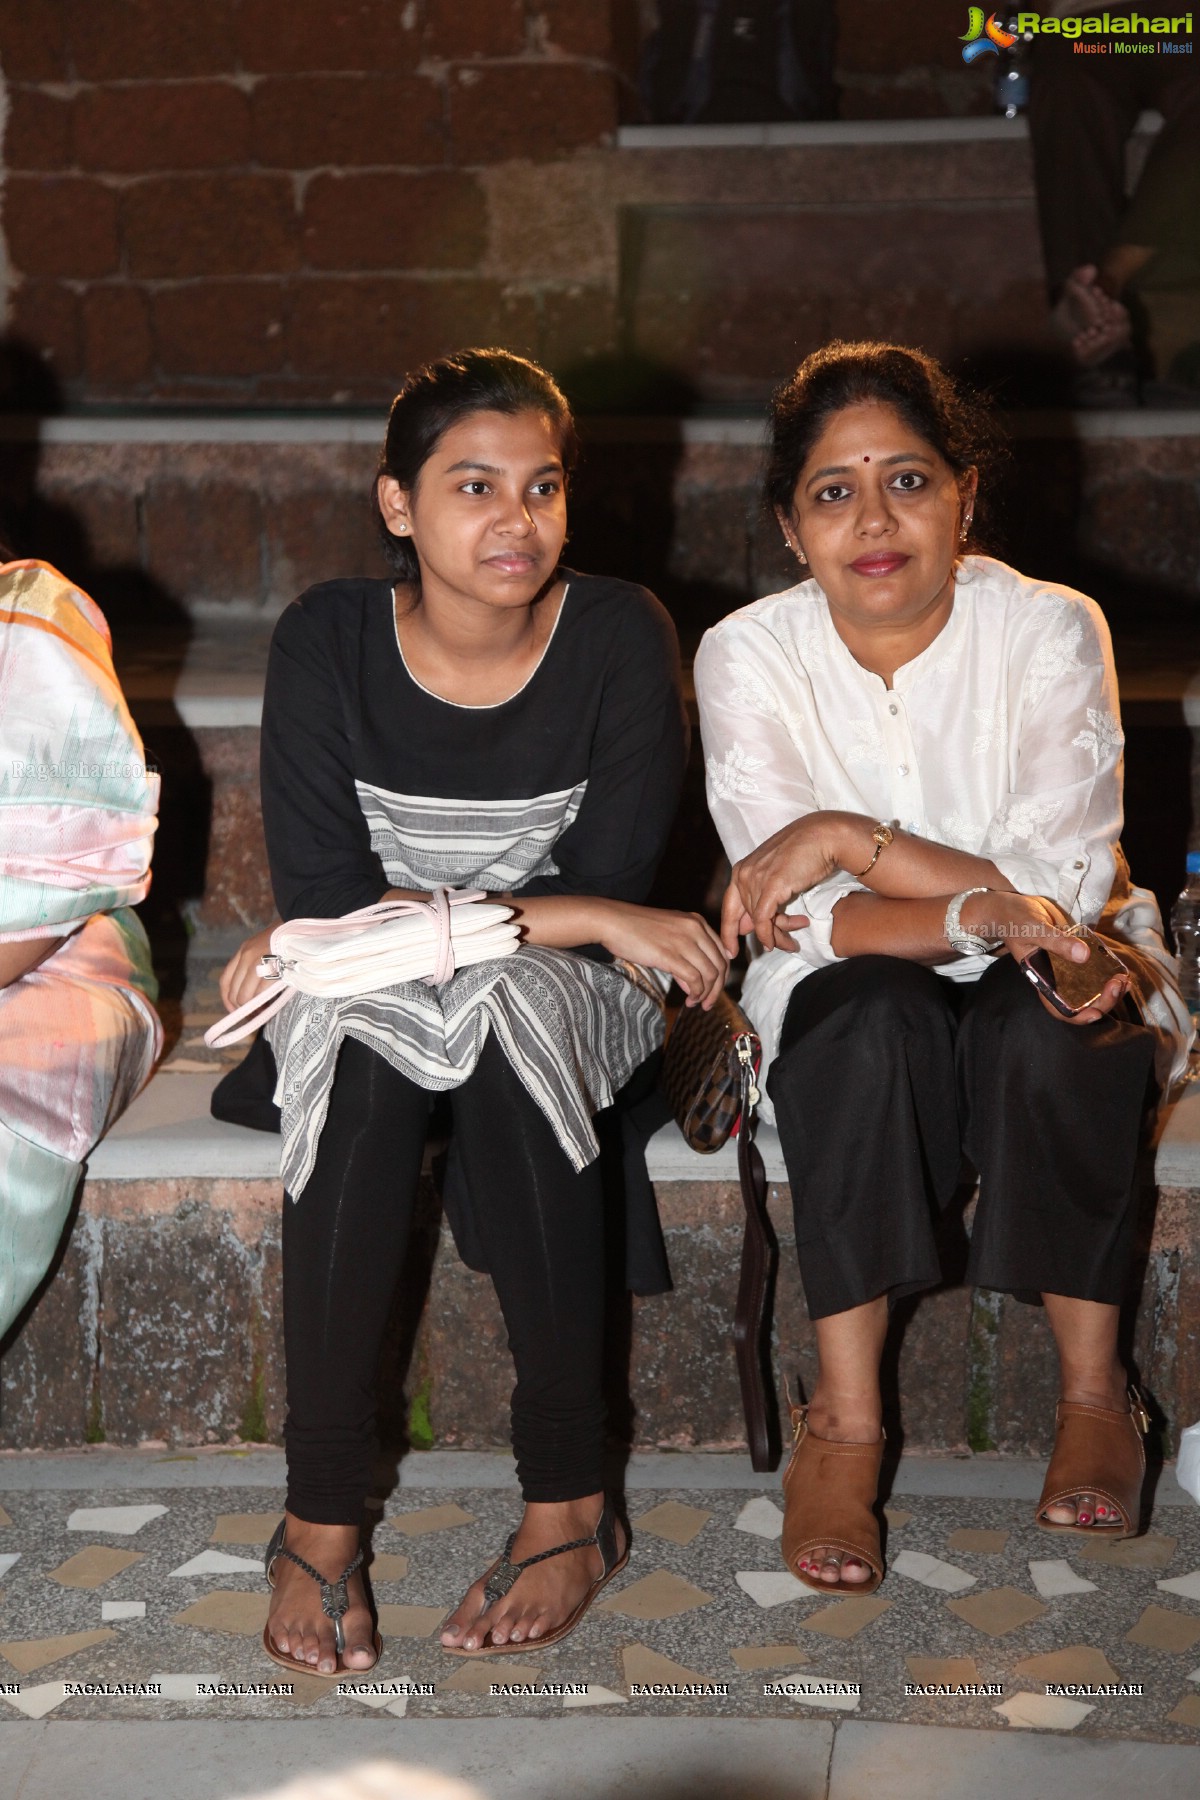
[
  {"x1": 515, "y1": 590, "x2": 688, "y2": 905},
  {"x1": 260, "y1": 594, "x2": 390, "y2": 921}
]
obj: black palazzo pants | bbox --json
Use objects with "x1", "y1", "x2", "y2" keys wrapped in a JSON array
[{"x1": 767, "y1": 953, "x2": 1156, "y2": 1322}]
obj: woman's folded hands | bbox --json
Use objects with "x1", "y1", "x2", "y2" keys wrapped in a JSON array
[
  {"x1": 223, "y1": 893, "x2": 733, "y2": 1016},
  {"x1": 718, "y1": 814, "x2": 1131, "y2": 1025},
  {"x1": 720, "y1": 814, "x2": 835, "y2": 956}
]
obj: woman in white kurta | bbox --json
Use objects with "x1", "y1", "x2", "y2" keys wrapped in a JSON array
[
  {"x1": 695, "y1": 341, "x2": 1190, "y2": 1597},
  {"x1": 0, "y1": 558, "x2": 162, "y2": 1340}
]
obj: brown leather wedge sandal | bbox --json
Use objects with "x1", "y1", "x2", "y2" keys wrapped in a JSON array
[
  {"x1": 1036, "y1": 1388, "x2": 1150, "y2": 1539},
  {"x1": 781, "y1": 1406, "x2": 885, "y2": 1596}
]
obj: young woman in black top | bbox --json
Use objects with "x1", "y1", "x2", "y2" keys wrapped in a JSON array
[{"x1": 221, "y1": 349, "x2": 728, "y2": 1674}]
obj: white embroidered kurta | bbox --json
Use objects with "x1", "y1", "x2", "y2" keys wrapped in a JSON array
[{"x1": 694, "y1": 554, "x2": 1191, "y2": 1117}]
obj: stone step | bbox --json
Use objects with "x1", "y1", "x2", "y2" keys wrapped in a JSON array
[
  {"x1": 64, "y1": 1062, "x2": 1200, "y2": 1210},
  {"x1": 3, "y1": 1067, "x2": 1198, "y2": 1461},
  {"x1": 7, "y1": 407, "x2": 1199, "y2": 632}
]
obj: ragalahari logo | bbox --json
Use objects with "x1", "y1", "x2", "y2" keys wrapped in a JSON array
[{"x1": 961, "y1": 8, "x2": 1018, "y2": 59}]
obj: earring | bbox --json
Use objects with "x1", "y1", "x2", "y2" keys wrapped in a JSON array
[
  {"x1": 796, "y1": 549, "x2": 807, "y2": 565},
  {"x1": 397, "y1": 522, "x2": 408, "y2": 533},
  {"x1": 960, "y1": 516, "x2": 972, "y2": 542}
]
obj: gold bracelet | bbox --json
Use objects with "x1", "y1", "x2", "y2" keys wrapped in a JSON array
[{"x1": 854, "y1": 822, "x2": 895, "y2": 879}]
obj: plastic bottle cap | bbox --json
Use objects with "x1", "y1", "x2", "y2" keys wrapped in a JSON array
[{"x1": 1189, "y1": 852, "x2": 1200, "y2": 876}]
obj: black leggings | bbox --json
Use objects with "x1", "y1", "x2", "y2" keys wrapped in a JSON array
[
  {"x1": 282, "y1": 1033, "x2": 608, "y2": 1524},
  {"x1": 768, "y1": 954, "x2": 1156, "y2": 1321},
  {"x1": 1028, "y1": 7, "x2": 1200, "y2": 293}
]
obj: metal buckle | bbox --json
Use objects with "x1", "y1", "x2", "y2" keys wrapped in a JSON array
[
  {"x1": 257, "y1": 954, "x2": 286, "y2": 979},
  {"x1": 482, "y1": 1559, "x2": 521, "y2": 1609},
  {"x1": 735, "y1": 1033, "x2": 761, "y2": 1106},
  {"x1": 320, "y1": 1574, "x2": 350, "y2": 1622}
]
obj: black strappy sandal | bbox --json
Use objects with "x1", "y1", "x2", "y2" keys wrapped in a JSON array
[
  {"x1": 443, "y1": 1501, "x2": 629, "y2": 1657},
  {"x1": 262, "y1": 1518, "x2": 383, "y2": 1678}
]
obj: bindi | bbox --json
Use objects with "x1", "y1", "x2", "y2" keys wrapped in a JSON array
[{"x1": 862, "y1": 455, "x2": 870, "y2": 463}]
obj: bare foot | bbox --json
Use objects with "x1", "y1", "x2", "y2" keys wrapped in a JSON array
[
  {"x1": 266, "y1": 1513, "x2": 378, "y2": 1675},
  {"x1": 439, "y1": 1496, "x2": 625, "y2": 1652},
  {"x1": 1041, "y1": 1369, "x2": 1131, "y2": 1528},
  {"x1": 793, "y1": 1547, "x2": 876, "y2": 1585},
  {"x1": 793, "y1": 1396, "x2": 881, "y2": 1586},
  {"x1": 1052, "y1": 266, "x2": 1133, "y2": 367}
]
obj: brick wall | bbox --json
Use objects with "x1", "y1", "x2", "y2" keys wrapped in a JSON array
[
  {"x1": 0, "y1": 3, "x2": 996, "y2": 408},
  {"x1": 0, "y1": 0, "x2": 624, "y2": 405},
  {"x1": 835, "y1": 0, "x2": 997, "y2": 119}
]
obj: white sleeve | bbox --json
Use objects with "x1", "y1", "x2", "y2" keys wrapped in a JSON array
[
  {"x1": 694, "y1": 624, "x2": 864, "y2": 969},
  {"x1": 981, "y1": 595, "x2": 1122, "y2": 924}
]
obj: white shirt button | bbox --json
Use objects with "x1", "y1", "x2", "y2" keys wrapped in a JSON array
[
  {"x1": 1073, "y1": 859, "x2": 1085, "y2": 869},
  {"x1": 888, "y1": 702, "x2": 899, "y2": 715},
  {"x1": 897, "y1": 764, "x2": 909, "y2": 776}
]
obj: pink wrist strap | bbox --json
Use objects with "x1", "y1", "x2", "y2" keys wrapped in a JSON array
[{"x1": 428, "y1": 882, "x2": 455, "y2": 986}]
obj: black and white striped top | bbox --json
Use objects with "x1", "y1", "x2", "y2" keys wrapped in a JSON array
[{"x1": 259, "y1": 573, "x2": 688, "y2": 1198}]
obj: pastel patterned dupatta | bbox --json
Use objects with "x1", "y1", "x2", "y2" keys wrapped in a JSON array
[
  {"x1": 0, "y1": 559, "x2": 159, "y2": 942},
  {"x1": 0, "y1": 561, "x2": 162, "y2": 1337}
]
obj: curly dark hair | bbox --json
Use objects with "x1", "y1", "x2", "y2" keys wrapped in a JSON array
[
  {"x1": 765, "y1": 341, "x2": 1006, "y2": 552},
  {"x1": 373, "y1": 347, "x2": 579, "y2": 580}
]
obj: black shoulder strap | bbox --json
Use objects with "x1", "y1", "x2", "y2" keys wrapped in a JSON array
[{"x1": 733, "y1": 1062, "x2": 781, "y2": 1471}]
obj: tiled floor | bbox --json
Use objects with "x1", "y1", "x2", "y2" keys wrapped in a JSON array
[{"x1": 2, "y1": 1452, "x2": 1199, "y2": 1748}]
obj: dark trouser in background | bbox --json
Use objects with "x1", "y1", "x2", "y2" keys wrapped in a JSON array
[
  {"x1": 1028, "y1": 11, "x2": 1200, "y2": 295},
  {"x1": 283, "y1": 1033, "x2": 609, "y2": 1524},
  {"x1": 768, "y1": 954, "x2": 1155, "y2": 1322}
]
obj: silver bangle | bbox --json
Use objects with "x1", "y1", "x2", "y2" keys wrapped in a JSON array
[{"x1": 944, "y1": 887, "x2": 1001, "y2": 958}]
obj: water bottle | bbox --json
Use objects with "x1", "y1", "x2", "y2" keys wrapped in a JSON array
[
  {"x1": 994, "y1": 52, "x2": 1029, "y2": 118},
  {"x1": 1170, "y1": 852, "x2": 1200, "y2": 1024},
  {"x1": 993, "y1": 14, "x2": 1032, "y2": 118}
]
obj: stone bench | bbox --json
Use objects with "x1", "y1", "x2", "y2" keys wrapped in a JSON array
[{"x1": 3, "y1": 1066, "x2": 1198, "y2": 1461}]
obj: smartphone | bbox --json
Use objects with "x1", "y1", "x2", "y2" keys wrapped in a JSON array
[{"x1": 1022, "y1": 927, "x2": 1128, "y2": 1017}]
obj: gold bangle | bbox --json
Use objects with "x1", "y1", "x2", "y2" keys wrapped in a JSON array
[{"x1": 854, "y1": 822, "x2": 895, "y2": 879}]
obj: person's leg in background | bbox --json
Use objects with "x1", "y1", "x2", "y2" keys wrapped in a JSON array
[
  {"x1": 1027, "y1": 19, "x2": 1143, "y2": 385},
  {"x1": 1028, "y1": 8, "x2": 1200, "y2": 393},
  {"x1": 271, "y1": 1035, "x2": 431, "y2": 1672},
  {"x1": 1115, "y1": 60, "x2": 1200, "y2": 393}
]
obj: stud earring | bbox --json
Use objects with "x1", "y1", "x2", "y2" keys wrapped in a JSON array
[{"x1": 796, "y1": 548, "x2": 808, "y2": 565}]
